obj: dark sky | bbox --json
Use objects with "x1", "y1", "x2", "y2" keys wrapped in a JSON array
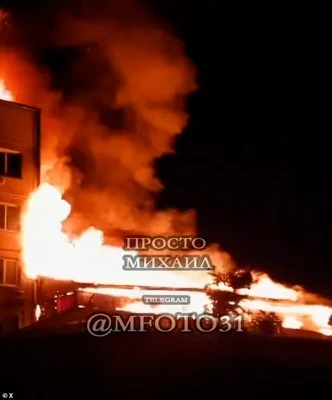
[
  {"x1": 156, "y1": 1, "x2": 332, "y2": 295},
  {"x1": 2, "y1": 0, "x2": 332, "y2": 295}
]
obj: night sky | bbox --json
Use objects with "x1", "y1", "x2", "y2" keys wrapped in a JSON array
[
  {"x1": 157, "y1": 1, "x2": 332, "y2": 295},
  {"x1": 2, "y1": 0, "x2": 331, "y2": 295},
  {"x1": 156, "y1": 1, "x2": 332, "y2": 295}
]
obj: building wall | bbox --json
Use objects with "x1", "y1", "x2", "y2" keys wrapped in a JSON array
[{"x1": 0, "y1": 99, "x2": 40, "y2": 335}]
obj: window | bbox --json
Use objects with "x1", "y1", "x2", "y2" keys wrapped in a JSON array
[
  {"x1": 0, "y1": 150, "x2": 23, "y2": 179},
  {"x1": 0, "y1": 203, "x2": 21, "y2": 231},
  {"x1": 0, "y1": 259, "x2": 19, "y2": 286}
]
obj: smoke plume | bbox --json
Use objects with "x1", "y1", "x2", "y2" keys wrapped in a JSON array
[{"x1": 0, "y1": 1, "x2": 235, "y2": 271}]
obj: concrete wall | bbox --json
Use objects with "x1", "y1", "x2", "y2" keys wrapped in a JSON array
[{"x1": 0, "y1": 99, "x2": 40, "y2": 334}]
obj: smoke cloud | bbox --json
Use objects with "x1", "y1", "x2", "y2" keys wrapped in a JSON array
[{"x1": 0, "y1": 1, "x2": 235, "y2": 271}]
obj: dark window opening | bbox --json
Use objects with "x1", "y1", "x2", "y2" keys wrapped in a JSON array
[
  {"x1": 0, "y1": 204, "x2": 5, "y2": 230},
  {"x1": 0, "y1": 259, "x2": 4, "y2": 283},
  {"x1": 0, "y1": 153, "x2": 5, "y2": 175},
  {"x1": 7, "y1": 153, "x2": 23, "y2": 178},
  {"x1": 0, "y1": 151, "x2": 23, "y2": 179}
]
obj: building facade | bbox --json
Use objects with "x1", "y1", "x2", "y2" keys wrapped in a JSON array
[{"x1": 0, "y1": 98, "x2": 40, "y2": 336}]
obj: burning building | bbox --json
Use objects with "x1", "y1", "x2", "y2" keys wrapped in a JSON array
[
  {"x1": 1, "y1": 76, "x2": 332, "y2": 338},
  {"x1": 0, "y1": 5, "x2": 332, "y2": 339},
  {"x1": 0, "y1": 94, "x2": 40, "y2": 335}
]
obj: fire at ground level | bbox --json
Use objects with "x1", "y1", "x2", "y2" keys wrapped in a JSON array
[
  {"x1": 4, "y1": 278, "x2": 332, "y2": 397},
  {"x1": 30, "y1": 276, "x2": 332, "y2": 339},
  {"x1": 19, "y1": 183, "x2": 332, "y2": 337},
  {"x1": 1, "y1": 81, "x2": 332, "y2": 339}
]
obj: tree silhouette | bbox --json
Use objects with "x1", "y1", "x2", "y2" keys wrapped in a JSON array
[
  {"x1": 207, "y1": 268, "x2": 283, "y2": 336},
  {"x1": 207, "y1": 268, "x2": 253, "y2": 318},
  {"x1": 248, "y1": 311, "x2": 282, "y2": 336},
  {"x1": 210, "y1": 268, "x2": 253, "y2": 290}
]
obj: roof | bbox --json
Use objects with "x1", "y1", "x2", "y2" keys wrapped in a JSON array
[{"x1": 0, "y1": 98, "x2": 40, "y2": 113}]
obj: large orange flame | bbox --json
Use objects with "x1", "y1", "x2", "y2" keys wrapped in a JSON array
[
  {"x1": 2, "y1": 76, "x2": 332, "y2": 337},
  {"x1": 21, "y1": 182, "x2": 332, "y2": 336},
  {"x1": 21, "y1": 183, "x2": 209, "y2": 288}
]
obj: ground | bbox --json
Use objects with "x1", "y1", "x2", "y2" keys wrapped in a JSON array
[{"x1": 1, "y1": 326, "x2": 332, "y2": 399}]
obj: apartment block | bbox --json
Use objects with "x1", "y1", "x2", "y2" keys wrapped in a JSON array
[{"x1": 0, "y1": 98, "x2": 40, "y2": 335}]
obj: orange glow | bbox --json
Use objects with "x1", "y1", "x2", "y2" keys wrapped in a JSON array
[
  {"x1": 211, "y1": 273, "x2": 300, "y2": 301},
  {"x1": 2, "y1": 7, "x2": 331, "y2": 339},
  {"x1": 0, "y1": 79, "x2": 13, "y2": 101},
  {"x1": 237, "y1": 273, "x2": 299, "y2": 301},
  {"x1": 35, "y1": 304, "x2": 42, "y2": 321},
  {"x1": 21, "y1": 183, "x2": 209, "y2": 288},
  {"x1": 282, "y1": 316, "x2": 303, "y2": 330},
  {"x1": 21, "y1": 182, "x2": 332, "y2": 337},
  {"x1": 240, "y1": 299, "x2": 332, "y2": 336}
]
